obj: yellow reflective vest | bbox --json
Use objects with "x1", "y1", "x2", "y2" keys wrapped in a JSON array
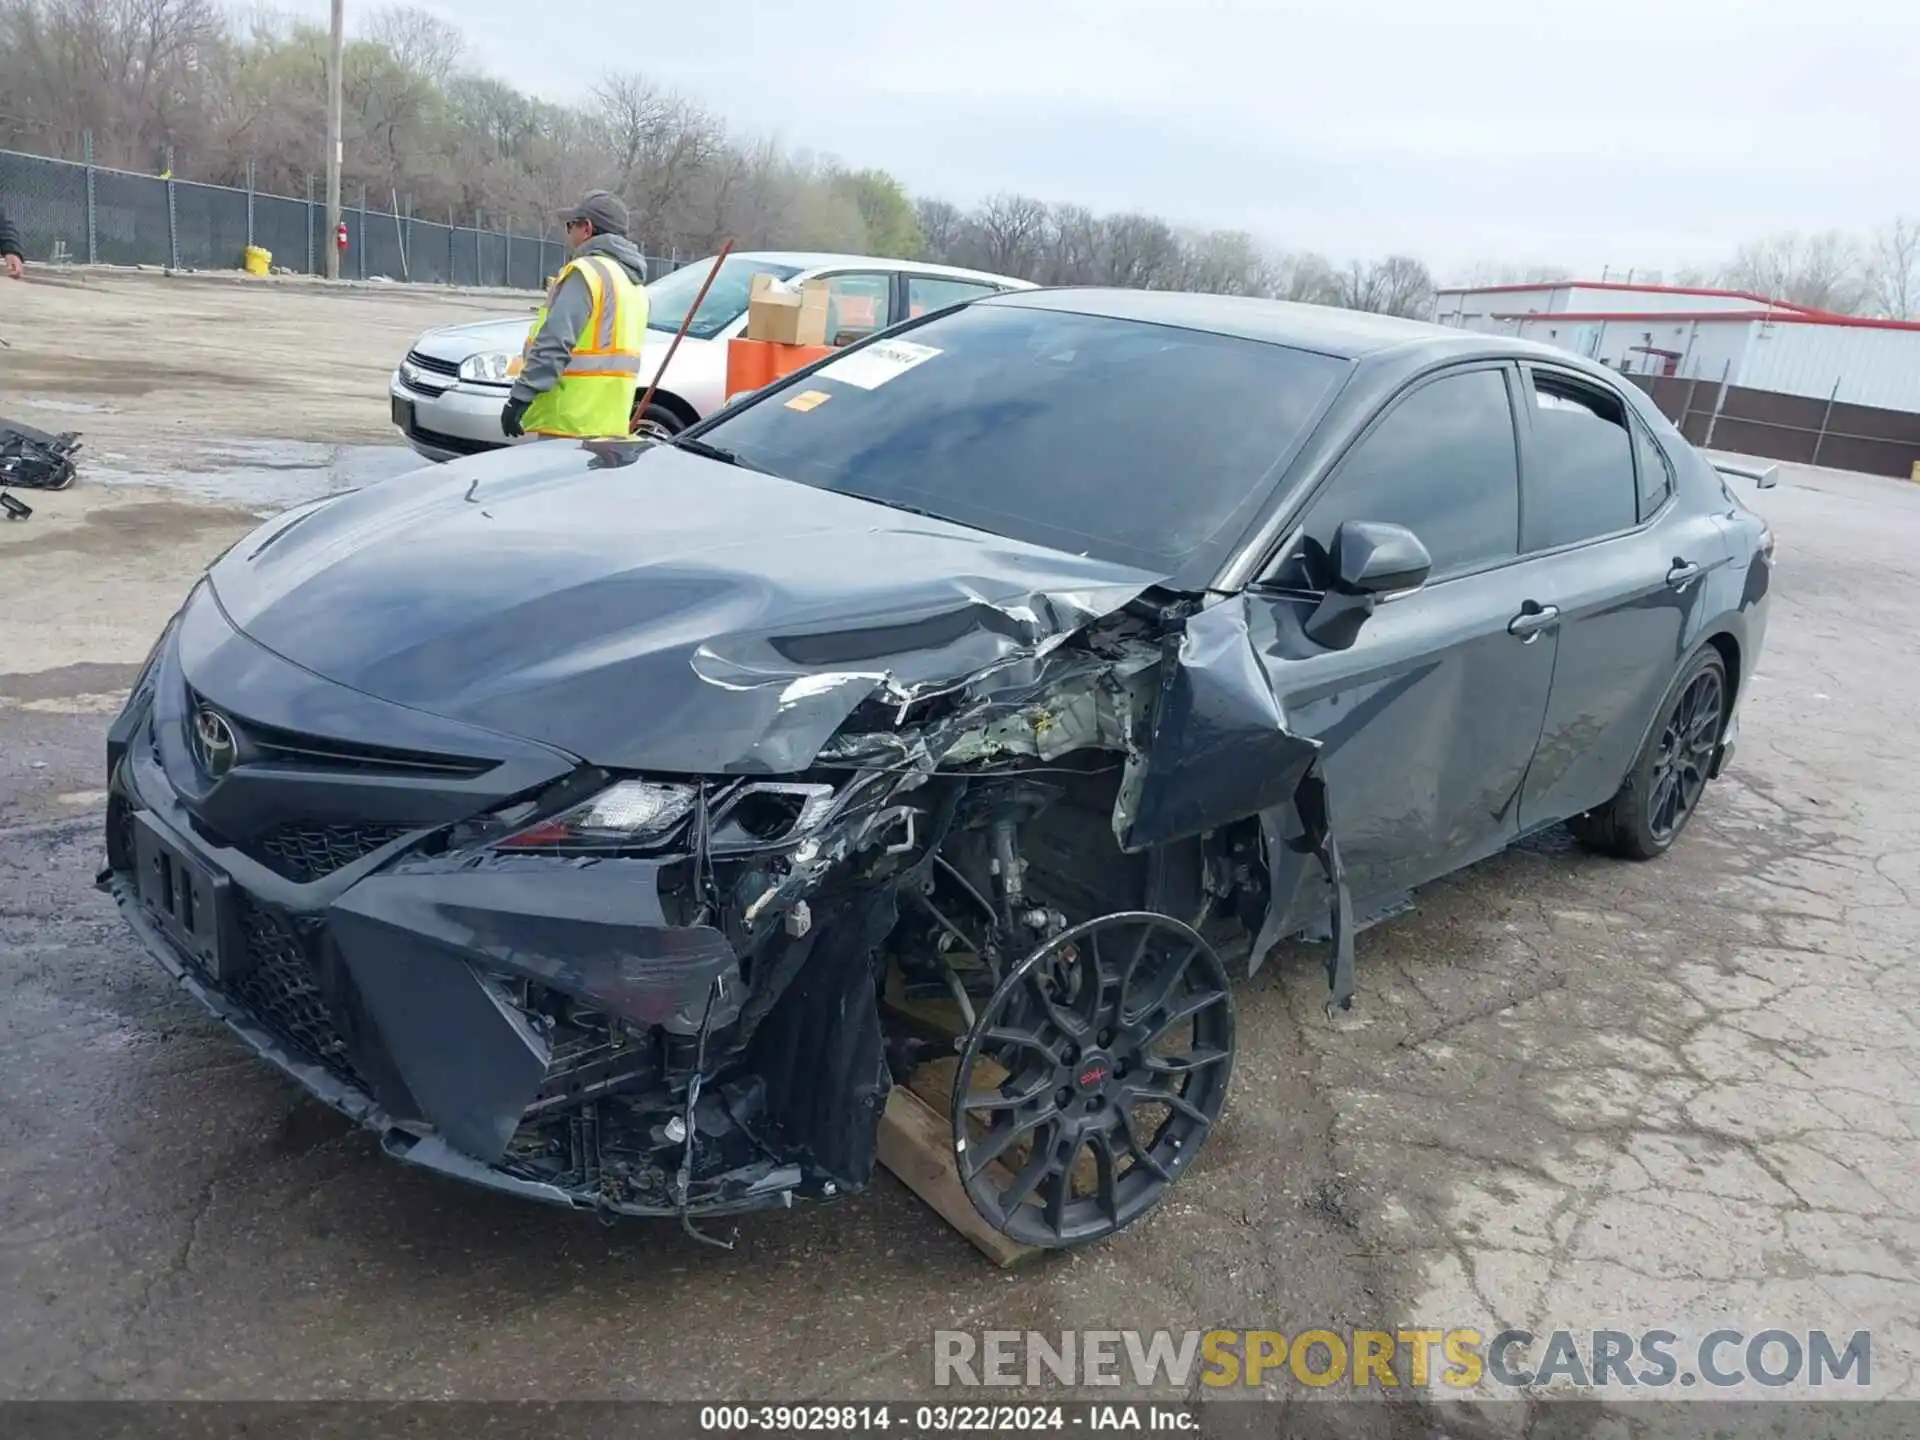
[{"x1": 520, "y1": 255, "x2": 650, "y2": 439}]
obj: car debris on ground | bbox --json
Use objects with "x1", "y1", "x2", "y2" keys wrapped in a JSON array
[{"x1": 1, "y1": 418, "x2": 81, "y2": 518}]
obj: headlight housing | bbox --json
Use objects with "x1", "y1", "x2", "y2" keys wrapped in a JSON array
[
  {"x1": 498, "y1": 780, "x2": 697, "y2": 852},
  {"x1": 708, "y1": 782, "x2": 837, "y2": 853},
  {"x1": 459, "y1": 351, "x2": 519, "y2": 385},
  {"x1": 489, "y1": 778, "x2": 848, "y2": 857}
]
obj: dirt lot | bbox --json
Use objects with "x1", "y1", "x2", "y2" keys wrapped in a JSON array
[
  {"x1": 0, "y1": 269, "x2": 528, "y2": 681},
  {"x1": 2, "y1": 271, "x2": 1915, "y2": 1426}
]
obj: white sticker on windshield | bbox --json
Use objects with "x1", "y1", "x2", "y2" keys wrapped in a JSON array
[{"x1": 817, "y1": 339, "x2": 943, "y2": 390}]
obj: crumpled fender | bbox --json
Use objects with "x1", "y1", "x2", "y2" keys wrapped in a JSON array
[{"x1": 1121, "y1": 595, "x2": 1356, "y2": 1012}]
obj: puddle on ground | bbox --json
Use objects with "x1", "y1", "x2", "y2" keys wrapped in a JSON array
[
  {"x1": 16, "y1": 398, "x2": 116, "y2": 416},
  {"x1": 87, "y1": 440, "x2": 432, "y2": 513}
]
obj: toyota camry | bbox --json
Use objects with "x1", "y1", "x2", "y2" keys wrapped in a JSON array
[{"x1": 103, "y1": 289, "x2": 1774, "y2": 1248}]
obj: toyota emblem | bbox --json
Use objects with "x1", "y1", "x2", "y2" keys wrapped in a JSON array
[{"x1": 192, "y1": 706, "x2": 237, "y2": 779}]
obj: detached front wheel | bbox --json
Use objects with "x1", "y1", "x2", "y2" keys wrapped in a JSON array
[
  {"x1": 1571, "y1": 647, "x2": 1728, "y2": 860},
  {"x1": 950, "y1": 912, "x2": 1235, "y2": 1249}
]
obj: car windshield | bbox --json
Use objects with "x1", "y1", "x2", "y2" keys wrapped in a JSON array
[
  {"x1": 647, "y1": 256, "x2": 802, "y2": 341},
  {"x1": 694, "y1": 303, "x2": 1350, "y2": 575}
]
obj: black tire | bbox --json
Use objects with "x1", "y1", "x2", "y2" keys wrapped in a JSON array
[
  {"x1": 951, "y1": 913, "x2": 1235, "y2": 1249},
  {"x1": 1569, "y1": 648, "x2": 1728, "y2": 860},
  {"x1": 631, "y1": 400, "x2": 688, "y2": 440}
]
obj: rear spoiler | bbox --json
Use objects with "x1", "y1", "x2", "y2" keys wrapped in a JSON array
[{"x1": 1712, "y1": 459, "x2": 1778, "y2": 489}]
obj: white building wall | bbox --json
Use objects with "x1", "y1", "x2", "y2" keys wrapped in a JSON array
[
  {"x1": 1432, "y1": 291, "x2": 1920, "y2": 413},
  {"x1": 1672, "y1": 322, "x2": 1756, "y2": 382},
  {"x1": 1739, "y1": 324, "x2": 1920, "y2": 411},
  {"x1": 1432, "y1": 285, "x2": 1566, "y2": 325},
  {"x1": 1496, "y1": 315, "x2": 1755, "y2": 381}
]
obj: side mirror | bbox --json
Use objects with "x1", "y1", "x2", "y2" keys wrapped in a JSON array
[
  {"x1": 1304, "y1": 521, "x2": 1432, "y2": 650},
  {"x1": 1331, "y1": 520, "x2": 1431, "y2": 595}
]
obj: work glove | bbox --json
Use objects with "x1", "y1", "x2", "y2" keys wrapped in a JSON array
[{"x1": 500, "y1": 396, "x2": 530, "y2": 438}]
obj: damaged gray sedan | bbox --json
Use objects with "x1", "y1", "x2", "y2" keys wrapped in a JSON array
[{"x1": 101, "y1": 290, "x2": 1773, "y2": 1248}]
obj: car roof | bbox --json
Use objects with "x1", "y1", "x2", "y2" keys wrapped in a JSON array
[
  {"x1": 984, "y1": 287, "x2": 1509, "y2": 360},
  {"x1": 726, "y1": 251, "x2": 1038, "y2": 290}
]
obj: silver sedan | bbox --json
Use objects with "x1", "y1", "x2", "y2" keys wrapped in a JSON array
[{"x1": 389, "y1": 250, "x2": 1033, "y2": 460}]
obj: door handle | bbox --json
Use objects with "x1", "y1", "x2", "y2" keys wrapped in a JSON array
[
  {"x1": 1666, "y1": 558, "x2": 1702, "y2": 590},
  {"x1": 1507, "y1": 601, "x2": 1560, "y2": 641}
]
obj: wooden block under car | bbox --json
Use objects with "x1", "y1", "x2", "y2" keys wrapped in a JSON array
[{"x1": 876, "y1": 1084, "x2": 1037, "y2": 1268}]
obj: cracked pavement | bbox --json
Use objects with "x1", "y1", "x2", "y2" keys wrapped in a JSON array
[{"x1": 0, "y1": 287, "x2": 1913, "y2": 1428}]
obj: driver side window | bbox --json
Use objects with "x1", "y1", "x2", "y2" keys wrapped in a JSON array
[{"x1": 1284, "y1": 367, "x2": 1521, "y2": 587}]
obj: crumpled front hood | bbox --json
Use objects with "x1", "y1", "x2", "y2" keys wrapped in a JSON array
[{"x1": 207, "y1": 442, "x2": 1164, "y2": 773}]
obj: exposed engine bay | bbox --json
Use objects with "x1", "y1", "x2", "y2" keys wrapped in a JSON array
[
  {"x1": 372, "y1": 592, "x2": 1350, "y2": 1249},
  {"x1": 103, "y1": 446, "x2": 1360, "y2": 1251}
]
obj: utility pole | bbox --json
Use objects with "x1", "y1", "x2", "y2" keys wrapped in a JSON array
[{"x1": 324, "y1": 0, "x2": 344, "y2": 280}]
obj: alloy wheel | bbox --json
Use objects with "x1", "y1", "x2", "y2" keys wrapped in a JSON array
[
  {"x1": 951, "y1": 912, "x2": 1235, "y2": 1248},
  {"x1": 1647, "y1": 668, "x2": 1724, "y2": 844}
]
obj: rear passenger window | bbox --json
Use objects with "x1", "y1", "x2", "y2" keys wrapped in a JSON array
[
  {"x1": 1523, "y1": 370, "x2": 1640, "y2": 550},
  {"x1": 1633, "y1": 417, "x2": 1675, "y2": 520},
  {"x1": 1295, "y1": 367, "x2": 1520, "y2": 581},
  {"x1": 907, "y1": 276, "x2": 998, "y2": 316}
]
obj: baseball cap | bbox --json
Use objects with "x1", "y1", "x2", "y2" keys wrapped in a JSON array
[{"x1": 562, "y1": 190, "x2": 630, "y2": 237}]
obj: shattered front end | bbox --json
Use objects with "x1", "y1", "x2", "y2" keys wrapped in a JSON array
[
  {"x1": 100, "y1": 590, "x2": 923, "y2": 1225},
  {"x1": 104, "y1": 564, "x2": 1353, "y2": 1247}
]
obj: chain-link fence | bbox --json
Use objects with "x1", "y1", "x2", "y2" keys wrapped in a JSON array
[{"x1": 1, "y1": 145, "x2": 679, "y2": 289}]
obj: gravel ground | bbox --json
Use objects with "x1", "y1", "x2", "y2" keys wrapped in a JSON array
[{"x1": 1, "y1": 272, "x2": 1913, "y2": 1429}]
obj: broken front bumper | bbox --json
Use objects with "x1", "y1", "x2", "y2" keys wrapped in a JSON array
[{"x1": 104, "y1": 706, "x2": 842, "y2": 1220}]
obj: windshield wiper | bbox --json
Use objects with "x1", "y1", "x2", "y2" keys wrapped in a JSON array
[{"x1": 670, "y1": 435, "x2": 781, "y2": 477}]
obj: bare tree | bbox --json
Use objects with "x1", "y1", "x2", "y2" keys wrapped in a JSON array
[
  {"x1": 592, "y1": 71, "x2": 668, "y2": 193},
  {"x1": 1718, "y1": 231, "x2": 1868, "y2": 313},
  {"x1": 972, "y1": 193, "x2": 1050, "y2": 277},
  {"x1": 1272, "y1": 251, "x2": 1342, "y2": 305},
  {"x1": 1095, "y1": 213, "x2": 1183, "y2": 289},
  {"x1": 1328, "y1": 255, "x2": 1433, "y2": 317},
  {"x1": 0, "y1": 2, "x2": 1488, "y2": 294},
  {"x1": 1040, "y1": 204, "x2": 1100, "y2": 285},
  {"x1": 362, "y1": 5, "x2": 463, "y2": 85},
  {"x1": 913, "y1": 198, "x2": 965, "y2": 263},
  {"x1": 0, "y1": 0, "x2": 224, "y2": 165},
  {"x1": 588, "y1": 71, "x2": 726, "y2": 250},
  {"x1": 1374, "y1": 255, "x2": 1435, "y2": 318},
  {"x1": 1179, "y1": 229, "x2": 1277, "y2": 296},
  {"x1": 1866, "y1": 216, "x2": 1920, "y2": 320}
]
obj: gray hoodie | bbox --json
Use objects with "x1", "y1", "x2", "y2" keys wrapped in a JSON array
[{"x1": 510, "y1": 233, "x2": 649, "y2": 402}]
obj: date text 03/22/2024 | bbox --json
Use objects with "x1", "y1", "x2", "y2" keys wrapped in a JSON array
[{"x1": 697, "y1": 1404, "x2": 1195, "y2": 1433}]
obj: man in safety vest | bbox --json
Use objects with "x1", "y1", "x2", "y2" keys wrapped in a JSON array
[{"x1": 500, "y1": 190, "x2": 650, "y2": 441}]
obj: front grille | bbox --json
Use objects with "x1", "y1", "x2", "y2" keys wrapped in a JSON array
[
  {"x1": 399, "y1": 353, "x2": 457, "y2": 398},
  {"x1": 186, "y1": 689, "x2": 496, "y2": 780},
  {"x1": 232, "y1": 900, "x2": 365, "y2": 1089},
  {"x1": 403, "y1": 418, "x2": 498, "y2": 457},
  {"x1": 404, "y1": 350, "x2": 460, "y2": 377},
  {"x1": 252, "y1": 821, "x2": 409, "y2": 884}
]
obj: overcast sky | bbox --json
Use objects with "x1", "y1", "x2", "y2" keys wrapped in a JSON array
[{"x1": 321, "y1": 0, "x2": 1912, "y2": 280}]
